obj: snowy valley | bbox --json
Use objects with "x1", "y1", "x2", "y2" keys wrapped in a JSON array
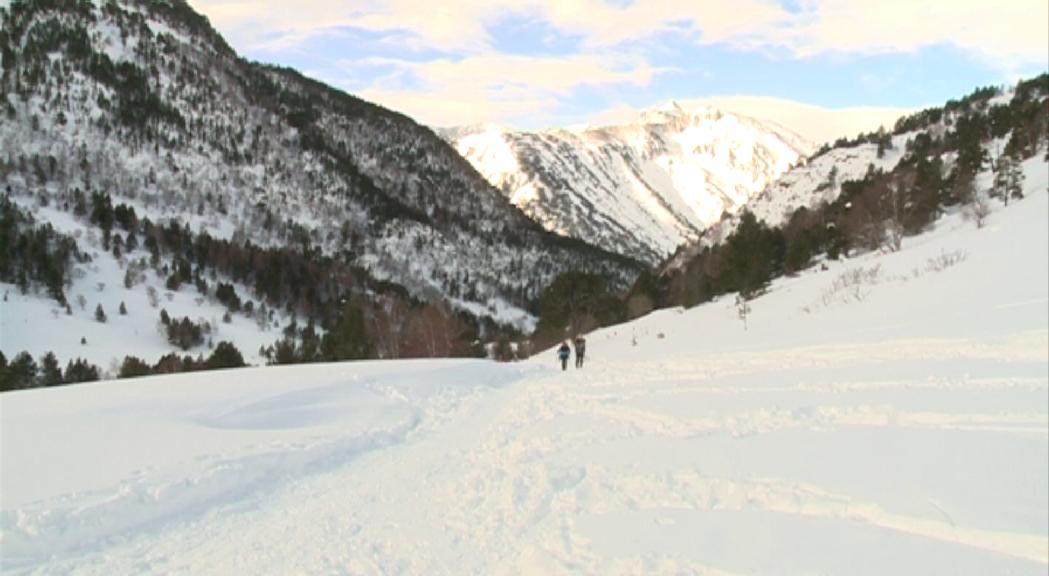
[
  {"x1": 2, "y1": 1, "x2": 1046, "y2": 381},
  {"x1": 0, "y1": 0, "x2": 1047, "y2": 573},
  {"x1": 2, "y1": 155, "x2": 1046, "y2": 574}
]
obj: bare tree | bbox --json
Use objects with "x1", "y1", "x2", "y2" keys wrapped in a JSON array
[
  {"x1": 368, "y1": 294, "x2": 408, "y2": 359},
  {"x1": 964, "y1": 192, "x2": 993, "y2": 228},
  {"x1": 626, "y1": 293, "x2": 654, "y2": 320},
  {"x1": 882, "y1": 175, "x2": 918, "y2": 252},
  {"x1": 406, "y1": 303, "x2": 460, "y2": 358},
  {"x1": 736, "y1": 294, "x2": 752, "y2": 331}
]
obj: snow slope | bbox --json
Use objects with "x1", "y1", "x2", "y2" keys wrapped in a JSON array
[
  {"x1": 2, "y1": 183, "x2": 1047, "y2": 573},
  {"x1": 676, "y1": 130, "x2": 915, "y2": 258},
  {"x1": 444, "y1": 103, "x2": 809, "y2": 264},
  {"x1": 0, "y1": 197, "x2": 295, "y2": 370}
]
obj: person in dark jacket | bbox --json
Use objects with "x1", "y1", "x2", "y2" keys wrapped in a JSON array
[
  {"x1": 573, "y1": 335, "x2": 586, "y2": 368},
  {"x1": 557, "y1": 341, "x2": 571, "y2": 371}
]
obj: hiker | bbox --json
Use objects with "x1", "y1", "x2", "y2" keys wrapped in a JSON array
[
  {"x1": 557, "y1": 341, "x2": 571, "y2": 371},
  {"x1": 573, "y1": 335, "x2": 586, "y2": 368}
]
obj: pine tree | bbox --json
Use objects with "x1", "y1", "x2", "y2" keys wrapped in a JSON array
[
  {"x1": 39, "y1": 351, "x2": 63, "y2": 386},
  {"x1": 322, "y1": 300, "x2": 371, "y2": 361},
  {"x1": 205, "y1": 341, "x2": 246, "y2": 369},
  {"x1": 64, "y1": 358, "x2": 100, "y2": 383},
  {"x1": 827, "y1": 165, "x2": 839, "y2": 189},
  {"x1": 6, "y1": 352, "x2": 37, "y2": 390},
  {"x1": 167, "y1": 317, "x2": 204, "y2": 350},
  {"x1": 119, "y1": 301, "x2": 127, "y2": 315},
  {"x1": 875, "y1": 127, "x2": 892, "y2": 158},
  {"x1": 536, "y1": 272, "x2": 622, "y2": 337},
  {"x1": 95, "y1": 303, "x2": 107, "y2": 322},
  {"x1": 216, "y1": 282, "x2": 241, "y2": 311},
  {"x1": 119, "y1": 356, "x2": 152, "y2": 378},
  {"x1": 1006, "y1": 153, "x2": 1025, "y2": 201},
  {"x1": 724, "y1": 211, "x2": 786, "y2": 295},
  {"x1": 992, "y1": 154, "x2": 1011, "y2": 204},
  {"x1": 90, "y1": 191, "x2": 114, "y2": 249}
]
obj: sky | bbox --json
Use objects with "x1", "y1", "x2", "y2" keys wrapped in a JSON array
[{"x1": 184, "y1": 0, "x2": 1049, "y2": 141}]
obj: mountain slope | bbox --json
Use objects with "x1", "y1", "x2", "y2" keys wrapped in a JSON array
[
  {"x1": 0, "y1": 0, "x2": 642, "y2": 367},
  {"x1": 444, "y1": 103, "x2": 810, "y2": 265},
  {"x1": 660, "y1": 77, "x2": 1049, "y2": 279},
  {"x1": 3, "y1": 172, "x2": 1046, "y2": 574}
]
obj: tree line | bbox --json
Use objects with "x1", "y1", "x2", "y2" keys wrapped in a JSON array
[{"x1": 0, "y1": 341, "x2": 245, "y2": 392}]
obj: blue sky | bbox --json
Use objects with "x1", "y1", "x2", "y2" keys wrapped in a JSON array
[{"x1": 188, "y1": 0, "x2": 1048, "y2": 131}]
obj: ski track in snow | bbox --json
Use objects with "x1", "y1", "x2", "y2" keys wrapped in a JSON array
[{"x1": 3, "y1": 337, "x2": 1046, "y2": 575}]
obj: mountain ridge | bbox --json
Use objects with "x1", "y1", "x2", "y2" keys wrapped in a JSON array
[{"x1": 443, "y1": 102, "x2": 811, "y2": 265}]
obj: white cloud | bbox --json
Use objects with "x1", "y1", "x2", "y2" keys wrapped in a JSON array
[
  {"x1": 190, "y1": 0, "x2": 1049, "y2": 71},
  {"x1": 187, "y1": 0, "x2": 508, "y2": 53},
  {"x1": 774, "y1": 0, "x2": 1049, "y2": 73},
  {"x1": 339, "y1": 53, "x2": 673, "y2": 127},
  {"x1": 534, "y1": 0, "x2": 792, "y2": 47},
  {"x1": 361, "y1": 53, "x2": 669, "y2": 95},
  {"x1": 541, "y1": 0, "x2": 1049, "y2": 72},
  {"x1": 357, "y1": 86, "x2": 557, "y2": 128},
  {"x1": 186, "y1": 0, "x2": 1045, "y2": 128}
]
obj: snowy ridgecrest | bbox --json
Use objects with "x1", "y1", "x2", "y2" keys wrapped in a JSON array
[
  {"x1": 442, "y1": 102, "x2": 811, "y2": 265},
  {"x1": 2, "y1": 157, "x2": 1046, "y2": 574}
]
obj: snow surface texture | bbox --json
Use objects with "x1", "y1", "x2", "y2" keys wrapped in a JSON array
[
  {"x1": 443, "y1": 103, "x2": 810, "y2": 265},
  {"x1": 2, "y1": 167, "x2": 1047, "y2": 574}
]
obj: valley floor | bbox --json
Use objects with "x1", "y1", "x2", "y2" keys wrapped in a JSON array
[{"x1": 2, "y1": 192, "x2": 1047, "y2": 574}]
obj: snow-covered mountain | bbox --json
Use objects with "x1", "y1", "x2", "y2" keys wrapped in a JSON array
[
  {"x1": 3, "y1": 162, "x2": 1046, "y2": 574},
  {"x1": 443, "y1": 103, "x2": 811, "y2": 265},
  {"x1": 0, "y1": 0, "x2": 642, "y2": 369},
  {"x1": 662, "y1": 78, "x2": 1049, "y2": 275}
]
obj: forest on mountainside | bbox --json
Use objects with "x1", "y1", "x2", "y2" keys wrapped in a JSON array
[
  {"x1": 529, "y1": 75, "x2": 1049, "y2": 344},
  {"x1": 0, "y1": 0, "x2": 644, "y2": 390}
]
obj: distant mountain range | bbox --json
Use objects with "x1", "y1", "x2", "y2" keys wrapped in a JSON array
[{"x1": 443, "y1": 103, "x2": 811, "y2": 264}]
